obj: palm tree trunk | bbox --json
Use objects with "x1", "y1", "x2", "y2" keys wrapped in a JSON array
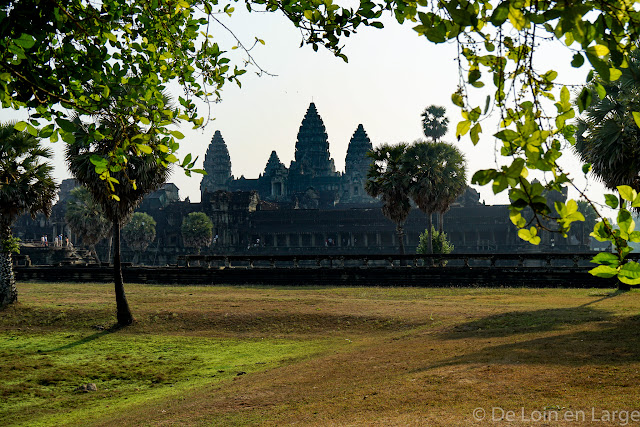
[
  {"x1": 427, "y1": 213, "x2": 434, "y2": 254},
  {"x1": 0, "y1": 221, "x2": 17, "y2": 308},
  {"x1": 396, "y1": 223, "x2": 406, "y2": 255},
  {"x1": 439, "y1": 211, "x2": 445, "y2": 249},
  {"x1": 113, "y1": 220, "x2": 133, "y2": 326},
  {"x1": 90, "y1": 244, "x2": 100, "y2": 264}
]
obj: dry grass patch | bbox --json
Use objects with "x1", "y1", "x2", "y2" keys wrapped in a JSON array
[{"x1": 2, "y1": 283, "x2": 640, "y2": 426}]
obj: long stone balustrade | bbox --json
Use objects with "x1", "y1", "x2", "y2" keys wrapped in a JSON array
[{"x1": 14, "y1": 252, "x2": 624, "y2": 288}]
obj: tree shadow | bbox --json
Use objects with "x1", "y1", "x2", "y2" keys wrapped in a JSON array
[
  {"x1": 44, "y1": 324, "x2": 122, "y2": 352},
  {"x1": 440, "y1": 291, "x2": 627, "y2": 340},
  {"x1": 420, "y1": 314, "x2": 640, "y2": 370}
]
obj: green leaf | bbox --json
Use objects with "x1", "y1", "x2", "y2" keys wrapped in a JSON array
[
  {"x1": 471, "y1": 169, "x2": 496, "y2": 186},
  {"x1": 589, "y1": 265, "x2": 618, "y2": 278},
  {"x1": 170, "y1": 130, "x2": 185, "y2": 139},
  {"x1": 633, "y1": 112, "x2": 640, "y2": 129},
  {"x1": 571, "y1": 53, "x2": 584, "y2": 68},
  {"x1": 617, "y1": 209, "x2": 635, "y2": 237},
  {"x1": 618, "y1": 261, "x2": 640, "y2": 285},
  {"x1": 13, "y1": 121, "x2": 27, "y2": 132},
  {"x1": 582, "y1": 163, "x2": 592, "y2": 174},
  {"x1": 591, "y1": 252, "x2": 619, "y2": 266},
  {"x1": 586, "y1": 44, "x2": 610, "y2": 57},
  {"x1": 604, "y1": 194, "x2": 619, "y2": 209},
  {"x1": 13, "y1": 33, "x2": 36, "y2": 49},
  {"x1": 618, "y1": 185, "x2": 637, "y2": 202},
  {"x1": 136, "y1": 143, "x2": 153, "y2": 154},
  {"x1": 456, "y1": 120, "x2": 471, "y2": 138}
]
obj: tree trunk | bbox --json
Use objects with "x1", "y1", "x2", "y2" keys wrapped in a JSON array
[
  {"x1": 113, "y1": 221, "x2": 133, "y2": 326},
  {"x1": 396, "y1": 223, "x2": 406, "y2": 255},
  {"x1": 0, "y1": 221, "x2": 17, "y2": 308},
  {"x1": 396, "y1": 223, "x2": 406, "y2": 266},
  {"x1": 427, "y1": 213, "x2": 434, "y2": 254},
  {"x1": 90, "y1": 244, "x2": 100, "y2": 264},
  {"x1": 439, "y1": 211, "x2": 445, "y2": 249}
]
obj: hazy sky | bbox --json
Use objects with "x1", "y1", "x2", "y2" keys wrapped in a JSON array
[{"x1": 3, "y1": 7, "x2": 607, "y2": 207}]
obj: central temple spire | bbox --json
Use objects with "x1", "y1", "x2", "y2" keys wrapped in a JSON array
[{"x1": 290, "y1": 102, "x2": 336, "y2": 177}]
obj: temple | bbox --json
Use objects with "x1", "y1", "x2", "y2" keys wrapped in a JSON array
[
  {"x1": 12, "y1": 103, "x2": 591, "y2": 265},
  {"x1": 199, "y1": 103, "x2": 374, "y2": 207}
]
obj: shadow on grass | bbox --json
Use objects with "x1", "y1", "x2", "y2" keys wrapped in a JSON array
[
  {"x1": 441, "y1": 307, "x2": 614, "y2": 339},
  {"x1": 440, "y1": 291, "x2": 628, "y2": 339},
  {"x1": 421, "y1": 314, "x2": 640, "y2": 369},
  {"x1": 45, "y1": 325, "x2": 122, "y2": 352}
]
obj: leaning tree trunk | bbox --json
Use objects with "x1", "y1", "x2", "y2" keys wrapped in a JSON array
[
  {"x1": 0, "y1": 222, "x2": 18, "y2": 307},
  {"x1": 113, "y1": 221, "x2": 133, "y2": 326}
]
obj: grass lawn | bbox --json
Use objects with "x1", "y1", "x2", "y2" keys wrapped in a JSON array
[{"x1": 1, "y1": 282, "x2": 640, "y2": 426}]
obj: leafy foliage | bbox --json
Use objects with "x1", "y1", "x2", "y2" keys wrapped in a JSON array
[
  {"x1": 421, "y1": 105, "x2": 449, "y2": 142},
  {"x1": 365, "y1": 143, "x2": 412, "y2": 255},
  {"x1": 405, "y1": 140, "x2": 466, "y2": 253},
  {"x1": 575, "y1": 50, "x2": 640, "y2": 199},
  {"x1": 589, "y1": 185, "x2": 640, "y2": 288},
  {"x1": 417, "y1": 227, "x2": 454, "y2": 255},
  {"x1": 65, "y1": 186, "x2": 111, "y2": 263},
  {"x1": 0, "y1": 123, "x2": 57, "y2": 306},
  {"x1": 123, "y1": 212, "x2": 157, "y2": 257},
  {"x1": 181, "y1": 212, "x2": 213, "y2": 253}
]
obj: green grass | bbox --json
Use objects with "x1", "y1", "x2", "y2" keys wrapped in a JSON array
[
  {"x1": 2, "y1": 282, "x2": 640, "y2": 426},
  {"x1": 0, "y1": 331, "x2": 330, "y2": 426}
]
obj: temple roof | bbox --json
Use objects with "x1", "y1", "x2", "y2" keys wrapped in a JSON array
[
  {"x1": 291, "y1": 102, "x2": 336, "y2": 177},
  {"x1": 345, "y1": 124, "x2": 373, "y2": 176},
  {"x1": 200, "y1": 130, "x2": 232, "y2": 194},
  {"x1": 263, "y1": 151, "x2": 287, "y2": 176}
]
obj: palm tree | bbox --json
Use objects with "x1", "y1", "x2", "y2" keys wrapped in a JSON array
[
  {"x1": 574, "y1": 49, "x2": 640, "y2": 197},
  {"x1": 405, "y1": 141, "x2": 467, "y2": 253},
  {"x1": 421, "y1": 105, "x2": 449, "y2": 142},
  {"x1": 65, "y1": 186, "x2": 111, "y2": 263},
  {"x1": 66, "y1": 85, "x2": 171, "y2": 326},
  {"x1": 0, "y1": 124, "x2": 57, "y2": 307},
  {"x1": 432, "y1": 143, "x2": 467, "y2": 233},
  {"x1": 365, "y1": 143, "x2": 412, "y2": 255}
]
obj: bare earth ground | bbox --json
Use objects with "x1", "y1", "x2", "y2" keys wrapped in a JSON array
[{"x1": 2, "y1": 283, "x2": 640, "y2": 426}]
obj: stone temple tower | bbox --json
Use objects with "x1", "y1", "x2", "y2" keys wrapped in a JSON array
[
  {"x1": 289, "y1": 102, "x2": 337, "y2": 178},
  {"x1": 200, "y1": 130, "x2": 232, "y2": 197},
  {"x1": 342, "y1": 124, "x2": 375, "y2": 203}
]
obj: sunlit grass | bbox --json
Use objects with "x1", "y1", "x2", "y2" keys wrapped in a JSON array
[{"x1": 2, "y1": 282, "x2": 639, "y2": 426}]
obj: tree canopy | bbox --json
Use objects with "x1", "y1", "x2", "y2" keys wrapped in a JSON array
[
  {"x1": 181, "y1": 212, "x2": 213, "y2": 254},
  {"x1": 123, "y1": 212, "x2": 157, "y2": 264},
  {"x1": 0, "y1": 123, "x2": 57, "y2": 306}
]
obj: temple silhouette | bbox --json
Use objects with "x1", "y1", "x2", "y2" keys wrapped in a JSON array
[
  {"x1": 199, "y1": 102, "x2": 375, "y2": 208},
  {"x1": 12, "y1": 103, "x2": 591, "y2": 265}
]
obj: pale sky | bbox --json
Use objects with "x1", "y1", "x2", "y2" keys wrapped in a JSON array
[{"x1": 2, "y1": 7, "x2": 609, "y2": 210}]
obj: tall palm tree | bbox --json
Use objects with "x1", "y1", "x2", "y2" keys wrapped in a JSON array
[
  {"x1": 0, "y1": 124, "x2": 57, "y2": 307},
  {"x1": 66, "y1": 85, "x2": 171, "y2": 326},
  {"x1": 65, "y1": 186, "x2": 111, "y2": 263},
  {"x1": 574, "y1": 49, "x2": 640, "y2": 197},
  {"x1": 432, "y1": 143, "x2": 467, "y2": 233},
  {"x1": 365, "y1": 143, "x2": 412, "y2": 255},
  {"x1": 421, "y1": 105, "x2": 449, "y2": 142},
  {"x1": 405, "y1": 141, "x2": 467, "y2": 253}
]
